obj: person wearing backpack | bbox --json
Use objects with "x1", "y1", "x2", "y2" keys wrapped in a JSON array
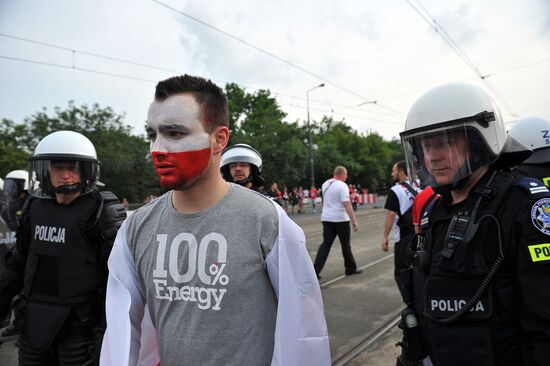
[{"x1": 381, "y1": 161, "x2": 419, "y2": 282}]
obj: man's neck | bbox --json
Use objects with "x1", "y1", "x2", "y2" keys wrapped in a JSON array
[
  {"x1": 172, "y1": 172, "x2": 231, "y2": 214},
  {"x1": 451, "y1": 166, "x2": 489, "y2": 204}
]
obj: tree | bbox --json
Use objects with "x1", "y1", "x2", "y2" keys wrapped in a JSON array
[
  {"x1": 225, "y1": 84, "x2": 309, "y2": 189},
  {"x1": 0, "y1": 119, "x2": 30, "y2": 177},
  {"x1": 313, "y1": 117, "x2": 397, "y2": 193},
  {"x1": 15, "y1": 102, "x2": 159, "y2": 202},
  {"x1": 1, "y1": 83, "x2": 405, "y2": 200}
]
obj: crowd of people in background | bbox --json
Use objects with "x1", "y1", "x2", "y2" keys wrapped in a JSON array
[{"x1": 264, "y1": 182, "x2": 365, "y2": 214}]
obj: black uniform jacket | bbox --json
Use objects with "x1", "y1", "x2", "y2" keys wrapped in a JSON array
[{"x1": 416, "y1": 171, "x2": 550, "y2": 366}]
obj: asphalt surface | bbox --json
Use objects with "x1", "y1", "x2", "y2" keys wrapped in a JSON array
[{"x1": 0, "y1": 199, "x2": 404, "y2": 365}]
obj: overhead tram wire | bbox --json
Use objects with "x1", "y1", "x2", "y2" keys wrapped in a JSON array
[
  {"x1": 483, "y1": 58, "x2": 550, "y2": 78},
  {"x1": 150, "y1": 0, "x2": 394, "y2": 108},
  {"x1": 4, "y1": 31, "x2": 546, "y2": 120},
  {"x1": 0, "y1": 33, "x2": 181, "y2": 75},
  {"x1": 0, "y1": 53, "x2": 404, "y2": 126},
  {"x1": 0, "y1": 55, "x2": 157, "y2": 83},
  {"x1": 281, "y1": 102, "x2": 404, "y2": 126},
  {"x1": 404, "y1": 0, "x2": 518, "y2": 117},
  {"x1": 0, "y1": 32, "x2": 405, "y2": 122}
]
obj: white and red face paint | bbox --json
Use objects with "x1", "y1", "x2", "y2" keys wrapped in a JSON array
[{"x1": 147, "y1": 94, "x2": 212, "y2": 189}]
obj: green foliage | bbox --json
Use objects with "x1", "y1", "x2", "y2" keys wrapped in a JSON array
[
  {"x1": 222, "y1": 84, "x2": 405, "y2": 193},
  {"x1": 225, "y1": 84, "x2": 308, "y2": 189},
  {"x1": 0, "y1": 119, "x2": 31, "y2": 177},
  {"x1": 1, "y1": 85, "x2": 405, "y2": 201},
  {"x1": 313, "y1": 116, "x2": 401, "y2": 193},
  {"x1": 3, "y1": 102, "x2": 159, "y2": 202}
]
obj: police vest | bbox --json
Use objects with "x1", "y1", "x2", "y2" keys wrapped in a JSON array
[
  {"x1": 22, "y1": 194, "x2": 103, "y2": 304},
  {"x1": 412, "y1": 171, "x2": 523, "y2": 365}
]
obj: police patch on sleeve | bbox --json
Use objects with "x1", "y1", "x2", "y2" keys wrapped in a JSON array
[{"x1": 531, "y1": 198, "x2": 550, "y2": 236}]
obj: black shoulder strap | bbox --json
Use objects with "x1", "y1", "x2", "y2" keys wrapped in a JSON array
[
  {"x1": 401, "y1": 182, "x2": 419, "y2": 198},
  {"x1": 323, "y1": 179, "x2": 337, "y2": 195}
]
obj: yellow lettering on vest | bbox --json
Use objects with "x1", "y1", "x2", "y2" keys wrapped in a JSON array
[
  {"x1": 543, "y1": 177, "x2": 550, "y2": 187},
  {"x1": 528, "y1": 243, "x2": 550, "y2": 262}
]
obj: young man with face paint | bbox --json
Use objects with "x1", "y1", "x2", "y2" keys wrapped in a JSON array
[{"x1": 101, "y1": 75, "x2": 330, "y2": 366}]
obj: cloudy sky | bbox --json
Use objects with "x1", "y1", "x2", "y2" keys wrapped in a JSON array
[{"x1": 1, "y1": 0, "x2": 549, "y2": 140}]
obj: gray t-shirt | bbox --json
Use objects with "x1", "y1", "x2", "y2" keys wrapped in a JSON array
[{"x1": 125, "y1": 184, "x2": 279, "y2": 365}]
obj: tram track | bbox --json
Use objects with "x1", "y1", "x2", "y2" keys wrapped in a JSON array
[
  {"x1": 318, "y1": 253, "x2": 401, "y2": 365},
  {"x1": 331, "y1": 312, "x2": 401, "y2": 366},
  {"x1": 320, "y1": 253, "x2": 393, "y2": 289}
]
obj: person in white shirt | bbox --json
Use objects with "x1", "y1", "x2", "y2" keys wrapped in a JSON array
[{"x1": 313, "y1": 166, "x2": 360, "y2": 279}]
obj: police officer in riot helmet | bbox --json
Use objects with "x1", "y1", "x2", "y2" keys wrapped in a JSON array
[
  {"x1": 397, "y1": 83, "x2": 550, "y2": 366},
  {"x1": 1, "y1": 170, "x2": 30, "y2": 231},
  {"x1": 0, "y1": 170, "x2": 30, "y2": 336},
  {"x1": 0, "y1": 131, "x2": 126, "y2": 365},
  {"x1": 220, "y1": 143, "x2": 265, "y2": 191},
  {"x1": 508, "y1": 116, "x2": 550, "y2": 186}
]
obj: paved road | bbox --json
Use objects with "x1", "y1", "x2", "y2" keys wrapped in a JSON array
[
  {"x1": 291, "y1": 201, "x2": 403, "y2": 365},
  {"x1": 0, "y1": 200, "x2": 403, "y2": 365}
]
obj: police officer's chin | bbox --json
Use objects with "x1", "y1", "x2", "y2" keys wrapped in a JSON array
[
  {"x1": 233, "y1": 176, "x2": 251, "y2": 186},
  {"x1": 431, "y1": 164, "x2": 480, "y2": 196}
]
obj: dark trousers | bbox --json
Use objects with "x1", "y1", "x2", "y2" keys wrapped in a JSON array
[
  {"x1": 17, "y1": 332, "x2": 95, "y2": 366},
  {"x1": 314, "y1": 221, "x2": 357, "y2": 274},
  {"x1": 394, "y1": 235, "x2": 414, "y2": 304},
  {"x1": 394, "y1": 238, "x2": 410, "y2": 280},
  {"x1": 17, "y1": 301, "x2": 100, "y2": 366}
]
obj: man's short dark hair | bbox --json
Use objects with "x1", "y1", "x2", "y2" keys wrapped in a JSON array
[
  {"x1": 155, "y1": 75, "x2": 229, "y2": 132},
  {"x1": 395, "y1": 160, "x2": 407, "y2": 175}
]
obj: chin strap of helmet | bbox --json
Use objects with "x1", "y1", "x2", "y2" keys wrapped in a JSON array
[
  {"x1": 54, "y1": 183, "x2": 83, "y2": 194},
  {"x1": 233, "y1": 176, "x2": 252, "y2": 186}
]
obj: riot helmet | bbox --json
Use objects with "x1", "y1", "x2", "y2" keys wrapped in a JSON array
[
  {"x1": 508, "y1": 116, "x2": 550, "y2": 164},
  {"x1": 28, "y1": 131, "x2": 99, "y2": 198},
  {"x1": 220, "y1": 144, "x2": 265, "y2": 188},
  {"x1": 400, "y1": 83, "x2": 507, "y2": 194},
  {"x1": 4, "y1": 170, "x2": 28, "y2": 192}
]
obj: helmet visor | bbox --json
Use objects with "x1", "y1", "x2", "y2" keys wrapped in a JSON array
[
  {"x1": 1, "y1": 179, "x2": 24, "y2": 202},
  {"x1": 401, "y1": 123, "x2": 497, "y2": 189},
  {"x1": 29, "y1": 158, "x2": 99, "y2": 198}
]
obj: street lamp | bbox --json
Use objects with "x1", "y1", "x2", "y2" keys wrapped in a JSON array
[{"x1": 306, "y1": 83, "x2": 325, "y2": 188}]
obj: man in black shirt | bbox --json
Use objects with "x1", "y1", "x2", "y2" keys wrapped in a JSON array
[{"x1": 382, "y1": 161, "x2": 418, "y2": 282}]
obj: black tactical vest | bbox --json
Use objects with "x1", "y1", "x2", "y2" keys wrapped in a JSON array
[
  {"x1": 22, "y1": 194, "x2": 102, "y2": 304},
  {"x1": 413, "y1": 171, "x2": 523, "y2": 366}
]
